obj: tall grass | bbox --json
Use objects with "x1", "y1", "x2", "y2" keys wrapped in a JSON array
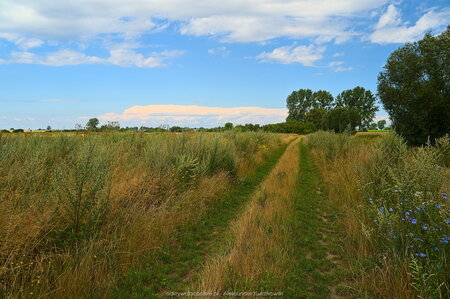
[
  {"x1": 307, "y1": 131, "x2": 449, "y2": 298},
  {"x1": 0, "y1": 131, "x2": 281, "y2": 298}
]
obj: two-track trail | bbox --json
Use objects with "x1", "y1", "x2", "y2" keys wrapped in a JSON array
[{"x1": 114, "y1": 137, "x2": 354, "y2": 298}]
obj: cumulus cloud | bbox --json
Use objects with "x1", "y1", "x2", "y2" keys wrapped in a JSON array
[
  {"x1": 0, "y1": 0, "x2": 387, "y2": 44},
  {"x1": 98, "y1": 104, "x2": 288, "y2": 127},
  {"x1": 370, "y1": 5, "x2": 450, "y2": 44},
  {"x1": 0, "y1": 48, "x2": 184, "y2": 67},
  {"x1": 257, "y1": 44, "x2": 326, "y2": 66}
]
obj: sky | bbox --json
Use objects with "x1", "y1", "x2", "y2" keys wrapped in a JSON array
[{"x1": 0, "y1": 0, "x2": 449, "y2": 129}]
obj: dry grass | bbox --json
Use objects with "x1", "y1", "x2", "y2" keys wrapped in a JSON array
[
  {"x1": 193, "y1": 137, "x2": 301, "y2": 293},
  {"x1": 0, "y1": 131, "x2": 283, "y2": 298}
]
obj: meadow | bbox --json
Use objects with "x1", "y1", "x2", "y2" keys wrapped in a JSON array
[
  {"x1": 0, "y1": 130, "x2": 448, "y2": 298},
  {"x1": 0, "y1": 131, "x2": 283, "y2": 298}
]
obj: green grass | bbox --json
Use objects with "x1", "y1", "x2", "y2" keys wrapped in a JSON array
[
  {"x1": 111, "y1": 141, "x2": 291, "y2": 298},
  {"x1": 284, "y1": 141, "x2": 354, "y2": 298}
]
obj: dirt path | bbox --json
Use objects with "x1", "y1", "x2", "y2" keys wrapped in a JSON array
[
  {"x1": 113, "y1": 137, "x2": 355, "y2": 298},
  {"x1": 111, "y1": 139, "x2": 294, "y2": 298}
]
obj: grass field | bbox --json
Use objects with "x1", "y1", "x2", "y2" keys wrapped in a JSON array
[{"x1": 1, "y1": 131, "x2": 448, "y2": 298}]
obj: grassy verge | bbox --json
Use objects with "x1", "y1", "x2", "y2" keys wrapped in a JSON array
[
  {"x1": 285, "y1": 140, "x2": 354, "y2": 298},
  {"x1": 111, "y1": 140, "x2": 291, "y2": 298}
]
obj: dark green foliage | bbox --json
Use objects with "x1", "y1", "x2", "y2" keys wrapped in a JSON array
[
  {"x1": 305, "y1": 108, "x2": 327, "y2": 129},
  {"x1": 369, "y1": 123, "x2": 378, "y2": 130},
  {"x1": 12, "y1": 129, "x2": 24, "y2": 133},
  {"x1": 378, "y1": 26, "x2": 450, "y2": 145},
  {"x1": 286, "y1": 89, "x2": 335, "y2": 122},
  {"x1": 224, "y1": 122, "x2": 233, "y2": 130},
  {"x1": 263, "y1": 121, "x2": 316, "y2": 134},
  {"x1": 335, "y1": 86, "x2": 378, "y2": 129},
  {"x1": 322, "y1": 107, "x2": 361, "y2": 133},
  {"x1": 86, "y1": 117, "x2": 99, "y2": 130},
  {"x1": 377, "y1": 120, "x2": 387, "y2": 130}
]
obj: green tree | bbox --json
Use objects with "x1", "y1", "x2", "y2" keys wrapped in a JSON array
[
  {"x1": 46, "y1": 125, "x2": 52, "y2": 131},
  {"x1": 286, "y1": 89, "x2": 314, "y2": 121},
  {"x1": 377, "y1": 120, "x2": 387, "y2": 130},
  {"x1": 305, "y1": 108, "x2": 326, "y2": 129},
  {"x1": 335, "y1": 86, "x2": 378, "y2": 129},
  {"x1": 286, "y1": 89, "x2": 335, "y2": 122},
  {"x1": 378, "y1": 26, "x2": 450, "y2": 145},
  {"x1": 322, "y1": 107, "x2": 361, "y2": 133},
  {"x1": 369, "y1": 123, "x2": 378, "y2": 130},
  {"x1": 311, "y1": 90, "x2": 334, "y2": 110},
  {"x1": 224, "y1": 122, "x2": 233, "y2": 130},
  {"x1": 86, "y1": 118, "x2": 99, "y2": 130}
]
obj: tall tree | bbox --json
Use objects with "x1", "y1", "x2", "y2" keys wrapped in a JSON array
[
  {"x1": 86, "y1": 118, "x2": 99, "y2": 130},
  {"x1": 322, "y1": 107, "x2": 361, "y2": 133},
  {"x1": 286, "y1": 89, "x2": 314, "y2": 121},
  {"x1": 378, "y1": 26, "x2": 450, "y2": 145},
  {"x1": 286, "y1": 89, "x2": 334, "y2": 122},
  {"x1": 311, "y1": 90, "x2": 334, "y2": 110},
  {"x1": 377, "y1": 120, "x2": 387, "y2": 130},
  {"x1": 335, "y1": 86, "x2": 378, "y2": 129}
]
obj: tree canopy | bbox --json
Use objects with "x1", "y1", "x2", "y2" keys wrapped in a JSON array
[
  {"x1": 86, "y1": 118, "x2": 99, "y2": 130},
  {"x1": 335, "y1": 86, "x2": 378, "y2": 129},
  {"x1": 378, "y1": 26, "x2": 450, "y2": 145}
]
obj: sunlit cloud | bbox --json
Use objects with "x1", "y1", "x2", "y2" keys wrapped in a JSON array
[{"x1": 99, "y1": 104, "x2": 288, "y2": 127}]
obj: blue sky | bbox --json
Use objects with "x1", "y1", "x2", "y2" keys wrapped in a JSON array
[{"x1": 0, "y1": 0, "x2": 449, "y2": 129}]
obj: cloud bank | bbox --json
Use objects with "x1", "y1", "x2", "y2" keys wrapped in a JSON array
[{"x1": 98, "y1": 105, "x2": 288, "y2": 127}]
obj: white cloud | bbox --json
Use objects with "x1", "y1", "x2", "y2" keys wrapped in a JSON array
[
  {"x1": 208, "y1": 46, "x2": 230, "y2": 57},
  {"x1": 0, "y1": 33, "x2": 43, "y2": 49},
  {"x1": 257, "y1": 44, "x2": 326, "y2": 66},
  {"x1": 328, "y1": 61, "x2": 352, "y2": 72},
  {"x1": 370, "y1": 5, "x2": 450, "y2": 44},
  {"x1": 0, "y1": 0, "x2": 388, "y2": 44},
  {"x1": 98, "y1": 104, "x2": 288, "y2": 127},
  {"x1": 0, "y1": 48, "x2": 184, "y2": 67}
]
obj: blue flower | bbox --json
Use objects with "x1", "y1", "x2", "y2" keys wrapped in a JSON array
[
  {"x1": 407, "y1": 245, "x2": 414, "y2": 248},
  {"x1": 437, "y1": 265, "x2": 442, "y2": 269},
  {"x1": 402, "y1": 218, "x2": 405, "y2": 221},
  {"x1": 445, "y1": 219, "x2": 450, "y2": 224},
  {"x1": 394, "y1": 189, "x2": 399, "y2": 193},
  {"x1": 405, "y1": 212, "x2": 410, "y2": 216},
  {"x1": 389, "y1": 208, "x2": 393, "y2": 212},
  {"x1": 434, "y1": 247, "x2": 440, "y2": 251},
  {"x1": 380, "y1": 207, "x2": 385, "y2": 211},
  {"x1": 415, "y1": 253, "x2": 426, "y2": 257},
  {"x1": 411, "y1": 218, "x2": 417, "y2": 224},
  {"x1": 422, "y1": 226, "x2": 428, "y2": 230},
  {"x1": 436, "y1": 204, "x2": 441, "y2": 208},
  {"x1": 437, "y1": 165, "x2": 442, "y2": 169},
  {"x1": 373, "y1": 220, "x2": 377, "y2": 223}
]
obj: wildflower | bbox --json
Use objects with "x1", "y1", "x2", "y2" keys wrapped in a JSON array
[
  {"x1": 410, "y1": 218, "x2": 417, "y2": 224},
  {"x1": 415, "y1": 253, "x2": 426, "y2": 257},
  {"x1": 422, "y1": 226, "x2": 428, "y2": 230},
  {"x1": 380, "y1": 207, "x2": 385, "y2": 211},
  {"x1": 437, "y1": 165, "x2": 442, "y2": 169},
  {"x1": 407, "y1": 245, "x2": 414, "y2": 248},
  {"x1": 373, "y1": 220, "x2": 377, "y2": 223},
  {"x1": 434, "y1": 247, "x2": 440, "y2": 251},
  {"x1": 437, "y1": 265, "x2": 442, "y2": 269},
  {"x1": 445, "y1": 219, "x2": 450, "y2": 224},
  {"x1": 389, "y1": 208, "x2": 393, "y2": 212},
  {"x1": 394, "y1": 189, "x2": 399, "y2": 193},
  {"x1": 435, "y1": 204, "x2": 441, "y2": 208},
  {"x1": 402, "y1": 218, "x2": 405, "y2": 221}
]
